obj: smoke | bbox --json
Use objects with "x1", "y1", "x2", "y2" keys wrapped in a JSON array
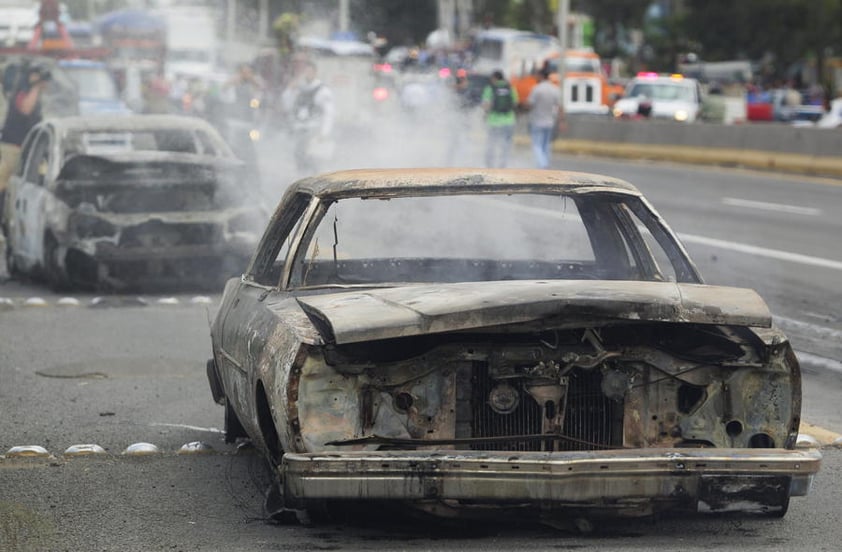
[{"x1": 255, "y1": 64, "x2": 491, "y2": 203}]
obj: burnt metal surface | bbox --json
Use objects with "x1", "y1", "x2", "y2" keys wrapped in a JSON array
[
  {"x1": 6, "y1": 114, "x2": 260, "y2": 289},
  {"x1": 207, "y1": 168, "x2": 816, "y2": 520},
  {"x1": 291, "y1": 168, "x2": 641, "y2": 200},
  {"x1": 281, "y1": 448, "x2": 821, "y2": 512},
  {"x1": 296, "y1": 280, "x2": 772, "y2": 345}
]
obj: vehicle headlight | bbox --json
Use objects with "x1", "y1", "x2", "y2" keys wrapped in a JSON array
[
  {"x1": 674, "y1": 109, "x2": 689, "y2": 122},
  {"x1": 70, "y1": 213, "x2": 117, "y2": 239},
  {"x1": 612, "y1": 107, "x2": 624, "y2": 118}
]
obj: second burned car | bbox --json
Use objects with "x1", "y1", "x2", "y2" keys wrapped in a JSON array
[
  {"x1": 208, "y1": 168, "x2": 820, "y2": 525},
  {"x1": 2, "y1": 114, "x2": 265, "y2": 289}
]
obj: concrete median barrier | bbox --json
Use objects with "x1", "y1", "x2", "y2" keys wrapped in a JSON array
[{"x1": 534, "y1": 116, "x2": 842, "y2": 178}]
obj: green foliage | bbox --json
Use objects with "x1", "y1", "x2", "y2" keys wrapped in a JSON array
[{"x1": 682, "y1": 0, "x2": 841, "y2": 83}]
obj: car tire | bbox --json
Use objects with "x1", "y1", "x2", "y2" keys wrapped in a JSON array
[
  {"x1": 763, "y1": 491, "x2": 790, "y2": 518},
  {"x1": 224, "y1": 398, "x2": 247, "y2": 444},
  {"x1": 43, "y1": 234, "x2": 70, "y2": 291},
  {"x1": 4, "y1": 240, "x2": 19, "y2": 278},
  {"x1": 294, "y1": 501, "x2": 334, "y2": 526}
]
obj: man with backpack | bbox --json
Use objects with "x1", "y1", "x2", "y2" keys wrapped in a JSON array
[
  {"x1": 281, "y1": 59, "x2": 335, "y2": 174},
  {"x1": 481, "y1": 70, "x2": 518, "y2": 168}
]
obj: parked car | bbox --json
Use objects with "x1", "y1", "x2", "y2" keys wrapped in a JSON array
[
  {"x1": 2, "y1": 114, "x2": 265, "y2": 289},
  {"x1": 816, "y1": 98, "x2": 842, "y2": 128},
  {"x1": 207, "y1": 168, "x2": 820, "y2": 525},
  {"x1": 613, "y1": 73, "x2": 703, "y2": 122}
]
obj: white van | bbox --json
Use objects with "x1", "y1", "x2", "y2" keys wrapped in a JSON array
[
  {"x1": 472, "y1": 28, "x2": 558, "y2": 80},
  {"x1": 159, "y1": 7, "x2": 219, "y2": 79}
]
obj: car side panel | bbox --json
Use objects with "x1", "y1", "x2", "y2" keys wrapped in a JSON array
[{"x1": 213, "y1": 279, "x2": 329, "y2": 456}]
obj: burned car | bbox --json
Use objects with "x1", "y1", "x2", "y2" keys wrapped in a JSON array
[
  {"x1": 2, "y1": 115, "x2": 265, "y2": 289},
  {"x1": 207, "y1": 169, "x2": 820, "y2": 524}
]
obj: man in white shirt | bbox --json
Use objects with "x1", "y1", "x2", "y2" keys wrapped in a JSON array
[
  {"x1": 281, "y1": 59, "x2": 335, "y2": 174},
  {"x1": 526, "y1": 68, "x2": 563, "y2": 169}
]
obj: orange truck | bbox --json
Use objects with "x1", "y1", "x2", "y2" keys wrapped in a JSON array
[{"x1": 512, "y1": 49, "x2": 622, "y2": 115}]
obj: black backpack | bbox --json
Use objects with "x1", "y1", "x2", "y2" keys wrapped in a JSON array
[
  {"x1": 490, "y1": 82, "x2": 513, "y2": 113},
  {"x1": 293, "y1": 84, "x2": 323, "y2": 121}
]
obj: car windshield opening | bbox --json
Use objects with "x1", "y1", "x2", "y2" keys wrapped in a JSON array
[
  {"x1": 65, "y1": 129, "x2": 200, "y2": 155},
  {"x1": 628, "y1": 83, "x2": 695, "y2": 102},
  {"x1": 293, "y1": 193, "x2": 683, "y2": 288}
]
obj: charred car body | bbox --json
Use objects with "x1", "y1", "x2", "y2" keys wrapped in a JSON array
[
  {"x1": 2, "y1": 115, "x2": 265, "y2": 289},
  {"x1": 207, "y1": 169, "x2": 820, "y2": 523}
]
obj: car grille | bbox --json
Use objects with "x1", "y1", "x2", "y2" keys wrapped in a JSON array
[
  {"x1": 120, "y1": 221, "x2": 219, "y2": 247},
  {"x1": 459, "y1": 363, "x2": 622, "y2": 452}
]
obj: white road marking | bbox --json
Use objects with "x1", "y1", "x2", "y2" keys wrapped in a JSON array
[
  {"x1": 679, "y1": 233, "x2": 842, "y2": 271},
  {"x1": 151, "y1": 422, "x2": 224, "y2": 434},
  {"x1": 469, "y1": 196, "x2": 841, "y2": 272},
  {"x1": 722, "y1": 197, "x2": 821, "y2": 216},
  {"x1": 773, "y1": 315, "x2": 842, "y2": 341},
  {"x1": 794, "y1": 351, "x2": 842, "y2": 374}
]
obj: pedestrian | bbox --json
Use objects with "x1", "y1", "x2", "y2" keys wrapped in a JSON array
[
  {"x1": 226, "y1": 63, "x2": 265, "y2": 120},
  {"x1": 444, "y1": 70, "x2": 475, "y2": 165},
  {"x1": 525, "y1": 68, "x2": 562, "y2": 169},
  {"x1": 281, "y1": 59, "x2": 335, "y2": 174},
  {"x1": 481, "y1": 70, "x2": 518, "y2": 168},
  {"x1": 0, "y1": 63, "x2": 49, "y2": 278}
]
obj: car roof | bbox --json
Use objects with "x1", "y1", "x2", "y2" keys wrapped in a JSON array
[
  {"x1": 43, "y1": 114, "x2": 221, "y2": 134},
  {"x1": 289, "y1": 168, "x2": 641, "y2": 199}
]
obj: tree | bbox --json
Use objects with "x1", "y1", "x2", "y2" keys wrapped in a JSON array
[
  {"x1": 682, "y1": 0, "x2": 842, "y2": 88},
  {"x1": 572, "y1": 0, "x2": 650, "y2": 59}
]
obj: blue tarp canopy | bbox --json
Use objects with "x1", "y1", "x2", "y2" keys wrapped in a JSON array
[{"x1": 94, "y1": 10, "x2": 165, "y2": 34}]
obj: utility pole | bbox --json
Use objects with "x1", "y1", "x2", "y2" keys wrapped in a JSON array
[
  {"x1": 339, "y1": 0, "x2": 350, "y2": 33},
  {"x1": 557, "y1": 0, "x2": 569, "y2": 74}
]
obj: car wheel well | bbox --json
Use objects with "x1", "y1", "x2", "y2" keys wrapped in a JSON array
[
  {"x1": 255, "y1": 380, "x2": 283, "y2": 465},
  {"x1": 43, "y1": 231, "x2": 69, "y2": 290}
]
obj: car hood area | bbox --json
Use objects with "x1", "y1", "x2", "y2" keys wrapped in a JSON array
[{"x1": 296, "y1": 280, "x2": 772, "y2": 344}]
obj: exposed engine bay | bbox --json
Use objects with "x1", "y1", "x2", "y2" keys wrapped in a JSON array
[{"x1": 294, "y1": 322, "x2": 799, "y2": 454}]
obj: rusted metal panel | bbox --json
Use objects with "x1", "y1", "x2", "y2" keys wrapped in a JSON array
[
  {"x1": 281, "y1": 448, "x2": 820, "y2": 509},
  {"x1": 297, "y1": 281, "x2": 772, "y2": 345},
  {"x1": 291, "y1": 168, "x2": 642, "y2": 200}
]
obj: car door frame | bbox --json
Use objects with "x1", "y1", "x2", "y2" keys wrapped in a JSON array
[
  {"x1": 214, "y1": 191, "x2": 316, "y2": 424},
  {"x1": 8, "y1": 125, "x2": 53, "y2": 272}
]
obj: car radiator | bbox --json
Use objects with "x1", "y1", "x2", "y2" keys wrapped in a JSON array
[{"x1": 458, "y1": 363, "x2": 623, "y2": 452}]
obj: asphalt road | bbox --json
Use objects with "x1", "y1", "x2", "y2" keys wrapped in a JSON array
[
  {"x1": 2, "y1": 146, "x2": 842, "y2": 551},
  {"x1": 0, "y1": 302, "x2": 839, "y2": 551}
]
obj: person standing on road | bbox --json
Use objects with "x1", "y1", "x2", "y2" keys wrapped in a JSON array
[
  {"x1": 526, "y1": 68, "x2": 563, "y2": 169},
  {"x1": 481, "y1": 70, "x2": 518, "y2": 168},
  {"x1": 1, "y1": 65, "x2": 48, "y2": 218},
  {"x1": 281, "y1": 59, "x2": 335, "y2": 175},
  {"x1": 444, "y1": 70, "x2": 476, "y2": 166},
  {"x1": 0, "y1": 64, "x2": 49, "y2": 279}
]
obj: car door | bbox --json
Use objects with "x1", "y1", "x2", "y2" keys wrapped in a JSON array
[
  {"x1": 8, "y1": 127, "x2": 52, "y2": 272},
  {"x1": 216, "y1": 192, "x2": 314, "y2": 421}
]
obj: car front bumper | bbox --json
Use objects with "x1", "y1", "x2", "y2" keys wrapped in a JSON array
[{"x1": 281, "y1": 448, "x2": 821, "y2": 514}]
